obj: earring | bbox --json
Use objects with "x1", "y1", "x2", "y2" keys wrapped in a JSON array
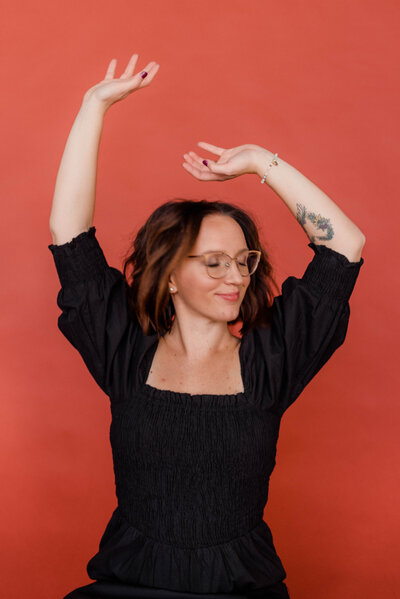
[{"x1": 169, "y1": 287, "x2": 174, "y2": 292}]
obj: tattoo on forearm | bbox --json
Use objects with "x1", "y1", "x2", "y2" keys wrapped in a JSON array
[{"x1": 296, "y1": 203, "x2": 334, "y2": 243}]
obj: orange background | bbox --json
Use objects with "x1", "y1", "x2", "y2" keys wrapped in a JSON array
[{"x1": 1, "y1": 1, "x2": 399, "y2": 598}]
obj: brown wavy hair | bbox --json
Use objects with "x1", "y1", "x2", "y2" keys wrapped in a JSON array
[{"x1": 121, "y1": 199, "x2": 280, "y2": 337}]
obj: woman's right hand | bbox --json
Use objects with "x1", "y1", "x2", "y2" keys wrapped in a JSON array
[{"x1": 83, "y1": 54, "x2": 160, "y2": 111}]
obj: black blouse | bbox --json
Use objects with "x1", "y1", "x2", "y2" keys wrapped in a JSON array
[{"x1": 48, "y1": 226, "x2": 364, "y2": 596}]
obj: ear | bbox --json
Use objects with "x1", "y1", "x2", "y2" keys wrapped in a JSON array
[{"x1": 168, "y1": 273, "x2": 177, "y2": 293}]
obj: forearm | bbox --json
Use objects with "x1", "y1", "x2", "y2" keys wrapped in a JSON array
[
  {"x1": 253, "y1": 149, "x2": 366, "y2": 262},
  {"x1": 49, "y1": 96, "x2": 107, "y2": 244}
]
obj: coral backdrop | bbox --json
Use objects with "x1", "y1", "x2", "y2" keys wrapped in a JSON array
[{"x1": 0, "y1": 1, "x2": 398, "y2": 598}]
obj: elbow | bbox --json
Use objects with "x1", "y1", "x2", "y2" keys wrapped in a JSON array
[
  {"x1": 349, "y1": 235, "x2": 366, "y2": 262},
  {"x1": 359, "y1": 233, "x2": 367, "y2": 254}
]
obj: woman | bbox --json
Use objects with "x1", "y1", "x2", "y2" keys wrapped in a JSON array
[{"x1": 48, "y1": 54, "x2": 365, "y2": 599}]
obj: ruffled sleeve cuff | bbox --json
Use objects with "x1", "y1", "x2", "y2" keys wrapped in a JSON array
[
  {"x1": 302, "y1": 242, "x2": 364, "y2": 302},
  {"x1": 48, "y1": 226, "x2": 109, "y2": 288}
]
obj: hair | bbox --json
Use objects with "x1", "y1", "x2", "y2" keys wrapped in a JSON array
[{"x1": 121, "y1": 198, "x2": 280, "y2": 337}]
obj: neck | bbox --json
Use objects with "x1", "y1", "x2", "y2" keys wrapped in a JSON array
[{"x1": 163, "y1": 318, "x2": 239, "y2": 359}]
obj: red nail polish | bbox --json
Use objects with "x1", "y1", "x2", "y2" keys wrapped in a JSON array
[
  {"x1": 203, "y1": 160, "x2": 208, "y2": 166},
  {"x1": 141, "y1": 71, "x2": 148, "y2": 79}
]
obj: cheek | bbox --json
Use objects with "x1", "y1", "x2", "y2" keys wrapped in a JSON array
[
  {"x1": 179, "y1": 270, "x2": 217, "y2": 297},
  {"x1": 240, "y1": 277, "x2": 250, "y2": 291}
]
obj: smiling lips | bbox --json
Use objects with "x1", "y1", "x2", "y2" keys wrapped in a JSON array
[{"x1": 216, "y1": 293, "x2": 240, "y2": 301}]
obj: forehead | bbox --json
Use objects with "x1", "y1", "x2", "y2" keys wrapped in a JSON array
[{"x1": 192, "y1": 215, "x2": 247, "y2": 251}]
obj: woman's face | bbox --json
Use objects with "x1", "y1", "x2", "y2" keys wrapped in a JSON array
[{"x1": 169, "y1": 214, "x2": 251, "y2": 324}]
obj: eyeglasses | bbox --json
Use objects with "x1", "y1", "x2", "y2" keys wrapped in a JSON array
[{"x1": 187, "y1": 250, "x2": 261, "y2": 279}]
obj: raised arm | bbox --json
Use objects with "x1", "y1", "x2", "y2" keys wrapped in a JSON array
[
  {"x1": 252, "y1": 149, "x2": 366, "y2": 262},
  {"x1": 182, "y1": 142, "x2": 366, "y2": 263},
  {"x1": 49, "y1": 54, "x2": 160, "y2": 245},
  {"x1": 48, "y1": 98, "x2": 105, "y2": 244}
]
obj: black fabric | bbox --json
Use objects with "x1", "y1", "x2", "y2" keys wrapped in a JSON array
[
  {"x1": 49, "y1": 227, "x2": 363, "y2": 596},
  {"x1": 63, "y1": 579, "x2": 290, "y2": 598}
]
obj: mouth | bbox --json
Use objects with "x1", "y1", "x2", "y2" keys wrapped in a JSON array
[{"x1": 215, "y1": 292, "x2": 240, "y2": 302}]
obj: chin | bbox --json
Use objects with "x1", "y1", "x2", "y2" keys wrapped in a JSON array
[{"x1": 221, "y1": 308, "x2": 240, "y2": 322}]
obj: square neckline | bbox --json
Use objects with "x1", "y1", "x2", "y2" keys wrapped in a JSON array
[{"x1": 139, "y1": 331, "x2": 250, "y2": 404}]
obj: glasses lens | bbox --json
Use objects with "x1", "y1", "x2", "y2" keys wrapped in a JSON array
[
  {"x1": 249, "y1": 251, "x2": 260, "y2": 275},
  {"x1": 205, "y1": 252, "x2": 260, "y2": 277},
  {"x1": 237, "y1": 251, "x2": 259, "y2": 276},
  {"x1": 205, "y1": 253, "x2": 226, "y2": 278}
]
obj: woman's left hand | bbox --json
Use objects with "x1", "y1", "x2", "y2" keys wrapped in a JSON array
[{"x1": 182, "y1": 142, "x2": 270, "y2": 181}]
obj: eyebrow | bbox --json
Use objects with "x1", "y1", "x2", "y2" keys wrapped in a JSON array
[{"x1": 202, "y1": 248, "x2": 249, "y2": 254}]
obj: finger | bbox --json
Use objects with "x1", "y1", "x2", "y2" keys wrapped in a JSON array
[
  {"x1": 120, "y1": 53, "x2": 139, "y2": 79},
  {"x1": 182, "y1": 160, "x2": 224, "y2": 181},
  {"x1": 137, "y1": 62, "x2": 160, "y2": 85},
  {"x1": 185, "y1": 151, "x2": 208, "y2": 168},
  {"x1": 188, "y1": 150, "x2": 231, "y2": 172},
  {"x1": 183, "y1": 152, "x2": 213, "y2": 175},
  {"x1": 104, "y1": 58, "x2": 117, "y2": 80},
  {"x1": 187, "y1": 150, "x2": 230, "y2": 170},
  {"x1": 197, "y1": 141, "x2": 226, "y2": 156},
  {"x1": 116, "y1": 62, "x2": 159, "y2": 96},
  {"x1": 186, "y1": 151, "x2": 233, "y2": 177},
  {"x1": 204, "y1": 159, "x2": 234, "y2": 175}
]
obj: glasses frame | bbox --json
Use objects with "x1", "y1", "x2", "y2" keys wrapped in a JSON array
[{"x1": 186, "y1": 250, "x2": 261, "y2": 279}]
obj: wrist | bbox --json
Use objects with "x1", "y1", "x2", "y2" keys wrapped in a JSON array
[
  {"x1": 80, "y1": 91, "x2": 108, "y2": 118},
  {"x1": 252, "y1": 149, "x2": 275, "y2": 179},
  {"x1": 253, "y1": 149, "x2": 283, "y2": 185}
]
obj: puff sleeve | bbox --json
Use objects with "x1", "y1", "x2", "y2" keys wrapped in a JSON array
[
  {"x1": 48, "y1": 226, "x2": 143, "y2": 401},
  {"x1": 256, "y1": 242, "x2": 364, "y2": 416}
]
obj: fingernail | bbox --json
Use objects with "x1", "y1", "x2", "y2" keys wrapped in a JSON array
[
  {"x1": 203, "y1": 160, "x2": 208, "y2": 166},
  {"x1": 141, "y1": 71, "x2": 148, "y2": 79}
]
